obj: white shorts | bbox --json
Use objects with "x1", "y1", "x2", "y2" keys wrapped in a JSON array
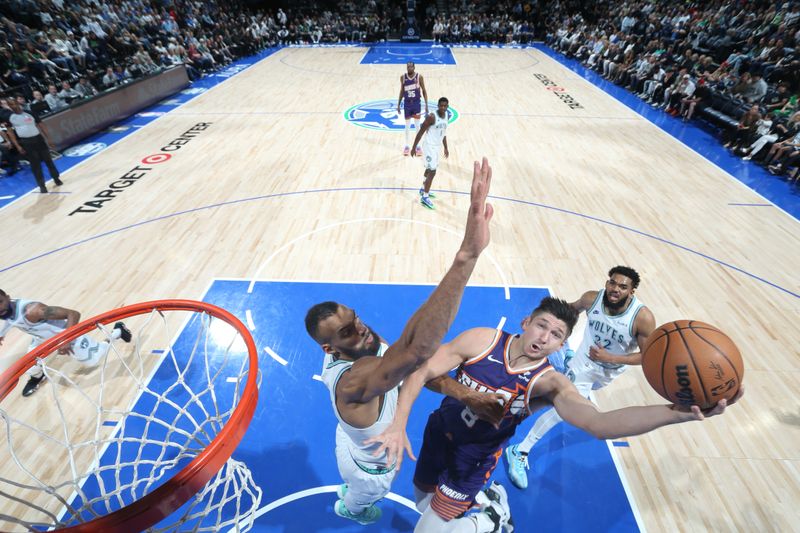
[
  {"x1": 27, "y1": 335, "x2": 111, "y2": 377},
  {"x1": 564, "y1": 349, "x2": 626, "y2": 398},
  {"x1": 422, "y1": 145, "x2": 439, "y2": 171},
  {"x1": 334, "y1": 425, "x2": 397, "y2": 513}
]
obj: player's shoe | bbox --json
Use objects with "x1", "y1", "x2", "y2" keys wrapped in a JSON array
[
  {"x1": 336, "y1": 483, "x2": 348, "y2": 499},
  {"x1": 483, "y1": 481, "x2": 513, "y2": 532},
  {"x1": 114, "y1": 322, "x2": 132, "y2": 343},
  {"x1": 415, "y1": 146, "x2": 423, "y2": 156},
  {"x1": 334, "y1": 499, "x2": 382, "y2": 525},
  {"x1": 504, "y1": 444, "x2": 529, "y2": 490},
  {"x1": 22, "y1": 374, "x2": 47, "y2": 397},
  {"x1": 418, "y1": 188, "x2": 436, "y2": 199},
  {"x1": 403, "y1": 146, "x2": 410, "y2": 156},
  {"x1": 420, "y1": 196, "x2": 435, "y2": 210}
]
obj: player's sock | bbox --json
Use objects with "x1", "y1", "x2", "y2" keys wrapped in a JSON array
[
  {"x1": 518, "y1": 407, "x2": 562, "y2": 454},
  {"x1": 405, "y1": 119, "x2": 412, "y2": 146}
]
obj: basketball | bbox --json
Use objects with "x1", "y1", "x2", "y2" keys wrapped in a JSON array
[{"x1": 641, "y1": 320, "x2": 744, "y2": 410}]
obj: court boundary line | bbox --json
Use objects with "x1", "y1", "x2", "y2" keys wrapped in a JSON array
[
  {"x1": 532, "y1": 44, "x2": 800, "y2": 223},
  {"x1": 225, "y1": 484, "x2": 419, "y2": 532},
  {"x1": 2, "y1": 186, "x2": 796, "y2": 299},
  {"x1": 605, "y1": 439, "x2": 648, "y2": 533},
  {"x1": 0, "y1": 48, "x2": 281, "y2": 213},
  {"x1": 243, "y1": 217, "x2": 510, "y2": 300}
]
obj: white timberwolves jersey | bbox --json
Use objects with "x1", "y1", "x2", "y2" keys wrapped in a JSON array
[
  {"x1": 321, "y1": 342, "x2": 399, "y2": 468},
  {"x1": 0, "y1": 298, "x2": 112, "y2": 366},
  {"x1": 423, "y1": 110, "x2": 448, "y2": 149},
  {"x1": 578, "y1": 289, "x2": 645, "y2": 369},
  {"x1": 0, "y1": 299, "x2": 68, "y2": 343}
]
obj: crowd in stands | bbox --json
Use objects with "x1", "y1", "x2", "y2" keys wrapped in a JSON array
[
  {"x1": 0, "y1": 0, "x2": 404, "y2": 175},
  {"x1": 0, "y1": 0, "x2": 402, "y2": 99},
  {"x1": 545, "y1": 0, "x2": 800, "y2": 183},
  {"x1": 4, "y1": 0, "x2": 800, "y2": 185}
]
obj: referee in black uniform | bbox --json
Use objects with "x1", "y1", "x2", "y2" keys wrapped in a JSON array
[{"x1": 5, "y1": 98, "x2": 62, "y2": 193}]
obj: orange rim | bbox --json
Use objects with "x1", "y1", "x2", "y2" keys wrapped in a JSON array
[{"x1": 0, "y1": 300, "x2": 259, "y2": 532}]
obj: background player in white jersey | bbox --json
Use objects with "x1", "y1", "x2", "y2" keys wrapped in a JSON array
[
  {"x1": 0, "y1": 288, "x2": 131, "y2": 397},
  {"x1": 504, "y1": 266, "x2": 655, "y2": 489},
  {"x1": 397, "y1": 61, "x2": 428, "y2": 156},
  {"x1": 411, "y1": 97, "x2": 449, "y2": 210},
  {"x1": 304, "y1": 158, "x2": 504, "y2": 525}
]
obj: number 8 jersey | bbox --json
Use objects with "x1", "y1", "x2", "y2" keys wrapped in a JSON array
[{"x1": 437, "y1": 329, "x2": 553, "y2": 445}]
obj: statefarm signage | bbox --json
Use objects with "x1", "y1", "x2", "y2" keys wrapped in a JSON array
[
  {"x1": 532, "y1": 73, "x2": 584, "y2": 110},
  {"x1": 69, "y1": 122, "x2": 212, "y2": 215}
]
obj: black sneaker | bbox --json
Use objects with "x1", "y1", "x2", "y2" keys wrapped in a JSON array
[
  {"x1": 483, "y1": 482, "x2": 512, "y2": 532},
  {"x1": 22, "y1": 374, "x2": 47, "y2": 397},
  {"x1": 114, "y1": 322, "x2": 132, "y2": 343},
  {"x1": 484, "y1": 506, "x2": 502, "y2": 533},
  {"x1": 53, "y1": 178, "x2": 63, "y2": 186}
]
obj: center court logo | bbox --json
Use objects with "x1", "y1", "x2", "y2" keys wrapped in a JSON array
[{"x1": 344, "y1": 99, "x2": 459, "y2": 131}]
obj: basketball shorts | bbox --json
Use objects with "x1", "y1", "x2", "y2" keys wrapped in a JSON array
[
  {"x1": 26, "y1": 335, "x2": 111, "y2": 378},
  {"x1": 403, "y1": 99, "x2": 421, "y2": 119},
  {"x1": 413, "y1": 411, "x2": 503, "y2": 521},
  {"x1": 334, "y1": 425, "x2": 397, "y2": 513},
  {"x1": 565, "y1": 349, "x2": 626, "y2": 398},
  {"x1": 422, "y1": 145, "x2": 439, "y2": 171}
]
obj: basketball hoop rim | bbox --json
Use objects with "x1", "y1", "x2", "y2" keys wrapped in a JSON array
[{"x1": 0, "y1": 299, "x2": 259, "y2": 533}]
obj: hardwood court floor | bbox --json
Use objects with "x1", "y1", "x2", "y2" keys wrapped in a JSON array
[{"x1": 0, "y1": 45, "x2": 798, "y2": 531}]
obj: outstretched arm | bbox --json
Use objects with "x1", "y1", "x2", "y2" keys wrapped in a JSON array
[
  {"x1": 24, "y1": 302, "x2": 81, "y2": 355},
  {"x1": 364, "y1": 327, "x2": 500, "y2": 469},
  {"x1": 569, "y1": 290, "x2": 597, "y2": 314},
  {"x1": 338, "y1": 159, "x2": 493, "y2": 404},
  {"x1": 538, "y1": 372, "x2": 743, "y2": 440},
  {"x1": 24, "y1": 302, "x2": 80, "y2": 328}
]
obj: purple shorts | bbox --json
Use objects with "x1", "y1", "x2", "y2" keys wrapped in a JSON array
[
  {"x1": 413, "y1": 411, "x2": 503, "y2": 520},
  {"x1": 403, "y1": 99, "x2": 421, "y2": 118}
]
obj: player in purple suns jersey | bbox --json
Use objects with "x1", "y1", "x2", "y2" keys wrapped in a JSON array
[
  {"x1": 304, "y1": 159, "x2": 508, "y2": 526},
  {"x1": 505, "y1": 265, "x2": 657, "y2": 490},
  {"x1": 368, "y1": 297, "x2": 743, "y2": 532},
  {"x1": 397, "y1": 61, "x2": 428, "y2": 156}
]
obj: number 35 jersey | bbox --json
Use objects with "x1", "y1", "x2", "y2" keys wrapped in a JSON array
[{"x1": 436, "y1": 329, "x2": 554, "y2": 446}]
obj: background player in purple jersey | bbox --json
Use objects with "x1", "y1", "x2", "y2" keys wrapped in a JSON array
[
  {"x1": 368, "y1": 297, "x2": 743, "y2": 532},
  {"x1": 397, "y1": 61, "x2": 428, "y2": 156}
]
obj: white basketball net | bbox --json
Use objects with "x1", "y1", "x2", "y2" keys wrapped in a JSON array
[{"x1": 0, "y1": 307, "x2": 262, "y2": 532}]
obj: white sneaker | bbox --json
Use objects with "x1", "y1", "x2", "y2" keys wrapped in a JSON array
[{"x1": 483, "y1": 481, "x2": 513, "y2": 531}]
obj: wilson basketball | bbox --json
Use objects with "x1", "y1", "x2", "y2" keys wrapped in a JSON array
[{"x1": 641, "y1": 320, "x2": 743, "y2": 410}]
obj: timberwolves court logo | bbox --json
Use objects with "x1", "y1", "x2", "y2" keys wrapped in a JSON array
[{"x1": 344, "y1": 99, "x2": 459, "y2": 131}]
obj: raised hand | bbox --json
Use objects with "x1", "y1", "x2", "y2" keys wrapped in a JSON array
[
  {"x1": 364, "y1": 423, "x2": 417, "y2": 471},
  {"x1": 674, "y1": 385, "x2": 745, "y2": 421},
  {"x1": 459, "y1": 157, "x2": 493, "y2": 260},
  {"x1": 463, "y1": 390, "x2": 507, "y2": 428}
]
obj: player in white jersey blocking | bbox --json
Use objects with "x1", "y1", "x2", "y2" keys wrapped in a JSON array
[
  {"x1": 504, "y1": 266, "x2": 656, "y2": 489},
  {"x1": 304, "y1": 159, "x2": 509, "y2": 526},
  {"x1": 0, "y1": 289, "x2": 132, "y2": 397},
  {"x1": 411, "y1": 97, "x2": 449, "y2": 210}
]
